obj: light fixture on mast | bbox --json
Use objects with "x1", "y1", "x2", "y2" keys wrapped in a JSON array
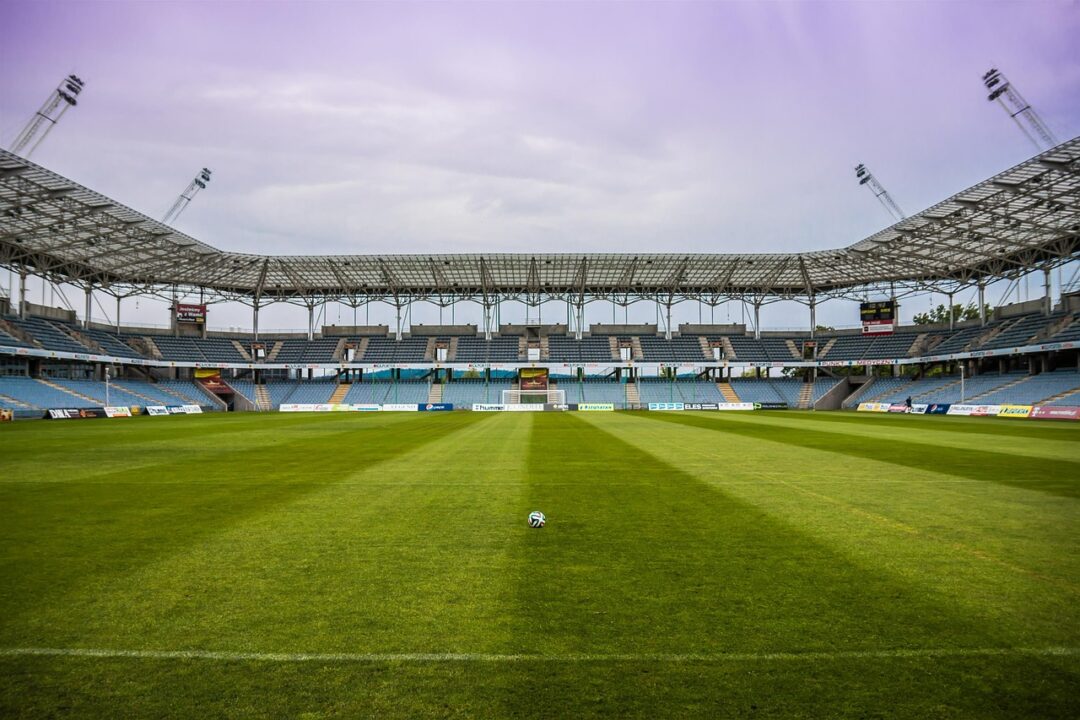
[
  {"x1": 855, "y1": 163, "x2": 906, "y2": 222},
  {"x1": 9, "y1": 74, "x2": 86, "y2": 159}
]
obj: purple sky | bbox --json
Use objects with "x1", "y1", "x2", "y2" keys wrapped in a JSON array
[{"x1": 2, "y1": 1, "x2": 1078, "y2": 331}]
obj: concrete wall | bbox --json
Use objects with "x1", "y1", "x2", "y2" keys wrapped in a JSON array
[{"x1": 590, "y1": 324, "x2": 658, "y2": 335}]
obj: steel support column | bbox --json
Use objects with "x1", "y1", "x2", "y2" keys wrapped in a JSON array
[
  {"x1": 575, "y1": 302, "x2": 584, "y2": 341},
  {"x1": 18, "y1": 271, "x2": 27, "y2": 319},
  {"x1": 115, "y1": 295, "x2": 121, "y2": 334},
  {"x1": 253, "y1": 301, "x2": 260, "y2": 341},
  {"x1": 753, "y1": 301, "x2": 761, "y2": 340},
  {"x1": 977, "y1": 282, "x2": 986, "y2": 326},
  {"x1": 809, "y1": 295, "x2": 816, "y2": 339},
  {"x1": 307, "y1": 304, "x2": 315, "y2": 341},
  {"x1": 665, "y1": 303, "x2": 673, "y2": 340},
  {"x1": 1044, "y1": 267, "x2": 1052, "y2": 316},
  {"x1": 84, "y1": 285, "x2": 92, "y2": 328}
]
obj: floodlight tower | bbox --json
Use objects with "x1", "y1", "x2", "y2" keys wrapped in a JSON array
[
  {"x1": 982, "y1": 68, "x2": 1057, "y2": 151},
  {"x1": 855, "y1": 163, "x2": 906, "y2": 222},
  {"x1": 162, "y1": 168, "x2": 212, "y2": 225},
  {"x1": 9, "y1": 74, "x2": 86, "y2": 159}
]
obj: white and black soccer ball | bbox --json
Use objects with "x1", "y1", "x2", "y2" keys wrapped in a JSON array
[{"x1": 528, "y1": 510, "x2": 546, "y2": 528}]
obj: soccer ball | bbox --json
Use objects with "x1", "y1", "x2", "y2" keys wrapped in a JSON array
[{"x1": 528, "y1": 511, "x2": 546, "y2": 528}]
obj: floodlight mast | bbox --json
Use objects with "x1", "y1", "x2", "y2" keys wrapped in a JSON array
[
  {"x1": 162, "y1": 168, "x2": 212, "y2": 225},
  {"x1": 854, "y1": 163, "x2": 906, "y2": 222},
  {"x1": 9, "y1": 75, "x2": 85, "y2": 159},
  {"x1": 982, "y1": 68, "x2": 1057, "y2": 151}
]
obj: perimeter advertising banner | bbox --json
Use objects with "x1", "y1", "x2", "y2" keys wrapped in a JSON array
[
  {"x1": 857, "y1": 402, "x2": 891, "y2": 412},
  {"x1": 145, "y1": 406, "x2": 170, "y2": 416},
  {"x1": 46, "y1": 408, "x2": 107, "y2": 419},
  {"x1": 103, "y1": 406, "x2": 133, "y2": 418},
  {"x1": 947, "y1": 404, "x2": 1002, "y2": 417},
  {"x1": 576, "y1": 403, "x2": 615, "y2": 411},
  {"x1": 925, "y1": 403, "x2": 951, "y2": 415},
  {"x1": 1029, "y1": 406, "x2": 1080, "y2": 420},
  {"x1": 419, "y1": 403, "x2": 454, "y2": 411},
  {"x1": 648, "y1": 402, "x2": 685, "y2": 411},
  {"x1": 997, "y1": 405, "x2": 1033, "y2": 418}
]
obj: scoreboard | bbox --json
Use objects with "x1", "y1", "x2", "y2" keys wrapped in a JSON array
[
  {"x1": 176, "y1": 303, "x2": 207, "y2": 324},
  {"x1": 860, "y1": 301, "x2": 896, "y2": 335}
]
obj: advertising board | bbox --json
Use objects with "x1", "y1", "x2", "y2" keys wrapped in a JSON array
[
  {"x1": 577, "y1": 403, "x2": 615, "y2": 411},
  {"x1": 648, "y1": 402, "x2": 685, "y2": 411},
  {"x1": 103, "y1": 406, "x2": 133, "y2": 418},
  {"x1": 46, "y1": 407, "x2": 106, "y2": 419},
  {"x1": 145, "y1": 406, "x2": 170, "y2": 416},
  {"x1": 419, "y1": 403, "x2": 454, "y2": 411},
  {"x1": 1029, "y1": 406, "x2": 1080, "y2": 420},
  {"x1": 997, "y1": 404, "x2": 1032, "y2": 418}
]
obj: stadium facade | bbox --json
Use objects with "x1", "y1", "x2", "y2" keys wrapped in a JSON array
[{"x1": 1, "y1": 140, "x2": 1079, "y2": 415}]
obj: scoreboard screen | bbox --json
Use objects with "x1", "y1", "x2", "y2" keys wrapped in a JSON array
[
  {"x1": 860, "y1": 301, "x2": 896, "y2": 335},
  {"x1": 176, "y1": 303, "x2": 207, "y2": 324}
]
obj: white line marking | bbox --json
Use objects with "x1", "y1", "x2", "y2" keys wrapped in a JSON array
[{"x1": 1, "y1": 646, "x2": 1076, "y2": 664}]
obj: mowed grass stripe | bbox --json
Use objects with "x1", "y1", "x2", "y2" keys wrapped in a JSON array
[
  {"x1": 3, "y1": 645, "x2": 1077, "y2": 662},
  {"x1": 0, "y1": 411, "x2": 435, "y2": 484},
  {"x1": 696, "y1": 409, "x2": 1080, "y2": 463},
  {"x1": 784, "y1": 408, "x2": 1080, "y2": 439},
  {"x1": 2, "y1": 413, "x2": 534, "y2": 654},
  {"x1": 0, "y1": 412, "x2": 490, "y2": 637},
  {"x1": 642, "y1": 409, "x2": 1080, "y2": 497},
  {"x1": 597, "y1": 411, "x2": 1080, "y2": 638},
  {"x1": 484, "y1": 412, "x2": 1080, "y2": 717},
  {"x1": 507, "y1": 413, "x2": 1023, "y2": 653}
]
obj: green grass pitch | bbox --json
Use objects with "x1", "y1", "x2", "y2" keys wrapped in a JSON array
[{"x1": 1, "y1": 410, "x2": 1078, "y2": 718}]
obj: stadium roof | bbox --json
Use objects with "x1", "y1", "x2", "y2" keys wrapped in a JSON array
[{"x1": 1, "y1": 139, "x2": 1078, "y2": 308}]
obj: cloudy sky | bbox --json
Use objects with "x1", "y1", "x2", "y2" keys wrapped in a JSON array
[{"x1": 2, "y1": 1, "x2": 1078, "y2": 331}]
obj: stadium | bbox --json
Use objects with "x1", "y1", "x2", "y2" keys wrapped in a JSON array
[{"x1": 2, "y1": 3, "x2": 1080, "y2": 718}]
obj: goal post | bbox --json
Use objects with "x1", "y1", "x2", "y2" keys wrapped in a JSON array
[{"x1": 502, "y1": 389, "x2": 566, "y2": 405}]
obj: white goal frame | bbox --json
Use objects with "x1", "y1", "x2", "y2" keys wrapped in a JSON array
[{"x1": 502, "y1": 389, "x2": 566, "y2": 405}]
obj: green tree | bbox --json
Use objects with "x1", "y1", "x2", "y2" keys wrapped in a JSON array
[{"x1": 912, "y1": 302, "x2": 991, "y2": 325}]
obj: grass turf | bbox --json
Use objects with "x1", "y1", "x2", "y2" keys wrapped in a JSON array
[{"x1": 0, "y1": 410, "x2": 1078, "y2": 718}]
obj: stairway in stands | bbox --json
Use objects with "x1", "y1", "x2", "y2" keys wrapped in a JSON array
[
  {"x1": 328, "y1": 384, "x2": 350, "y2": 404},
  {"x1": 624, "y1": 383, "x2": 640, "y2": 405},
  {"x1": 0, "y1": 392, "x2": 31, "y2": 409},
  {"x1": 1042, "y1": 386, "x2": 1080, "y2": 405},
  {"x1": 717, "y1": 382, "x2": 740, "y2": 402},
  {"x1": 797, "y1": 383, "x2": 814, "y2": 409},
  {"x1": 427, "y1": 384, "x2": 443, "y2": 403},
  {"x1": 254, "y1": 385, "x2": 272, "y2": 411},
  {"x1": 38, "y1": 378, "x2": 97, "y2": 405}
]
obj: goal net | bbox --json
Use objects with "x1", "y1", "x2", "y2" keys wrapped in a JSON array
[{"x1": 502, "y1": 389, "x2": 566, "y2": 405}]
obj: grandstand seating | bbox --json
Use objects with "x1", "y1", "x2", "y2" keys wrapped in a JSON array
[
  {"x1": 0, "y1": 377, "x2": 215, "y2": 413},
  {"x1": 554, "y1": 379, "x2": 626, "y2": 405},
  {"x1": 274, "y1": 338, "x2": 339, "y2": 363},
  {"x1": 362, "y1": 337, "x2": 428, "y2": 362},
  {"x1": 977, "y1": 369, "x2": 1080, "y2": 406},
  {"x1": 454, "y1": 336, "x2": 521, "y2": 362},
  {"x1": 547, "y1": 335, "x2": 613, "y2": 362},
  {"x1": 441, "y1": 380, "x2": 513, "y2": 406},
  {"x1": 7, "y1": 317, "x2": 90, "y2": 354},
  {"x1": 81, "y1": 327, "x2": 144, "y2": 357},
  {"x1": 0, "y1": 327, "x2": 34, "y2": 348},
  {"x1": 979, "y1": 314, "x2": 1050, "y2": 351},
  {"x1": 728, "y1": 378, "x2": 786, "y2": 404},
  {"x1": 151, "y1": 336, "x2": 248, "y2": 363}
]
